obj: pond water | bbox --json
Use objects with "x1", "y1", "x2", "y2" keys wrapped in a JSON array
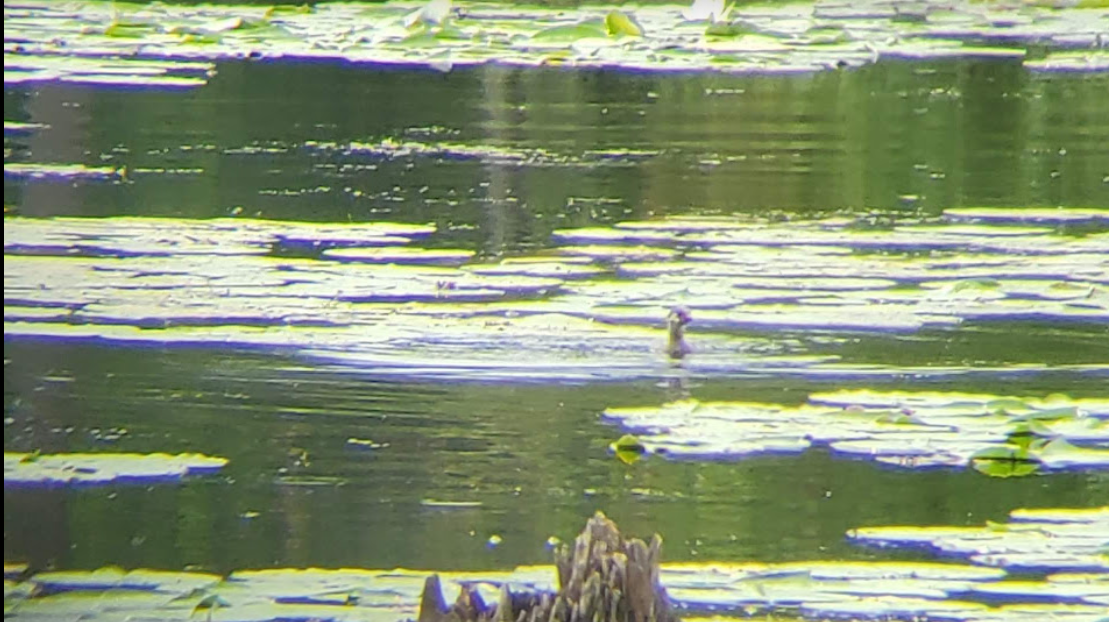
[{"x1": 4, "y1": 4, "x2": 1109, "y2": 620}]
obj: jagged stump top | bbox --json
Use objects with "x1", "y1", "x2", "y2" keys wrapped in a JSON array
[{"x1": 417, "y1": 512, "x2": 678, "y2": 622}]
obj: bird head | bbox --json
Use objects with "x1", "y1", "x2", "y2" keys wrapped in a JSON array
[{"x1": 668, "y1": 306, "x2": 692, "y2": 329}]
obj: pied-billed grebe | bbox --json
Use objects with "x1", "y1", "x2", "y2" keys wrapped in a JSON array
[{"x1": 666, "y1": 306, "x2": 692, "y2": 359}]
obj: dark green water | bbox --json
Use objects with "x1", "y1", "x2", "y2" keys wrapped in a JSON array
[{"x1": 5, "y1": 57, "x2": 1108, "y2": 576}]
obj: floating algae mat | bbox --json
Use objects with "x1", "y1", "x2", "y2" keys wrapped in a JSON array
[
  {"x1": 602, "y1": 390, "x2": 1109, "y2": 475},
  {"x1": 4, "y1": 451, "x2": 228, "y2": 487},
  {"x1": 4, "y1": 0, "x2": 1108, "y2": 86},
  {"x1": 4, "y1": 507, "x2": 1105, "y2": 621},
  {"x1": 4, "y1": 209, "x2": 1107, "y2": 381}
]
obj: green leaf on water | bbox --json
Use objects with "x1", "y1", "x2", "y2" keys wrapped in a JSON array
[
  {"x1": 611, "y1": 433, "x2": 645, "y2": 453},
  {"x1": 803, "y1": 26, "x2": 848, "y2": 44},
  {"x1": 705, "y1": 21, "x2": 754, "y2": 38},
  {"x1": 1012, "y1": 406, "x2": 1078, "y2": 422},
  {"x1": 1004, "y1": 422, "x2": 1054, "y2": 449},
  {"x1": 192, "y1": 592, "x2": 231, "y2": 612},
  {"x1": 970, "y1": 446, "x2": 1041, "y2": 478},
  {"x1": 875, "y1": 411, "x2": 926, "y2": 425},
  {"x1": 984, "y1": 520, "x2": 1009, "y2": 532},
  {"x1": 400, "y1": 21, "x2": 468, "y2": 45},
  {"x1": 532, "y1": 20, "x2": 608, "y2": 42},
  {"x1": 203, "y1": 17, "x2": 249, "y2": 33},
  {"x1": 950, "y1": 278, "x2": 1001, "y2": 292},
  {"x1": 18, "y1": 450, "x2": 41, "y2": 464},
  {"x1": 264, "y1": 5, "x2": 313, "y2": 18},
  {"x1": 611, "y1": 433, "x2": 646, "y2": 464},
  {"x1": 399, "y1": 30, "x2": 440, "y2": 47},
  {"x1": 103, "y1": 20, "x2": 158, "y2": 38},
  {"x1": 604, "y1": 11, "x2": 644, "y2": 37},
  {"x1": 987, "y1": 398, "x2": 1031, "y2": 414},
  {"x1": 179, "y1": 33, "x2": 223, "y2": 45},
  {"x1": 1035, "y1": 437, "x2": 1109, "y2": 469},
  {"x1": 5, "y1": 452, "x2": 229, "y2": 486}
]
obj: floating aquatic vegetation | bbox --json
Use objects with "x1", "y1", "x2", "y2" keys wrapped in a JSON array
[
  {"x1": 602, "y1": 390, "x2": 1109, "y2": 474},
  {"x1": 604, "y1": 11, "x2": 644, "y2": 38},
  {"x1": 3, "y1": 52, "x2": 213, "y2": 88},
  {"x1": 1024, "y1": 50, "x2": 1109, "y2": 72},
  {"x1": 849, "y1": 507, "x2": 1109, "y2": 573},
  {"x1": 557, "y1": 245, "x2": 681, "y2": 263},
  {"x1": 273, "y1": 222, "x2": 435, "y2": 253},
  {"x1": 5, "y1": 507, "x2": 1105, "y2": 621},
  {"x1": 3, "y1": 0, "x2": 1106, "y2": 79},
  {"x1": 323, "y1": 246, "x2": 475, "y2": 266},
  {"x1": 4, "y1": 211, "x2": 1107, "y2": 382},
  {"x1": 3, "y1": 216, "x2": 433, "y2": 257},
  {"x1": 466, "y1": 259, "x2": 607, "y2": 280},
  {"x1": 0, "y1": 208, "x2": 1104, "y2": 383},
  {"x1": 944, "y1": 207, "x2": 1109, "y2": 226},
  {"x1": 31, "y1": 566, "x2": 222, "y2": 595},
  {"x1": 4, "y1": 451, "x2": 228, "y2": 487}
]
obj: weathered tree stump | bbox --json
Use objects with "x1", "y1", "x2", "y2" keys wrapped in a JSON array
[{"x1": 417, "y1": 512, "x2": 678, "y2": 622}]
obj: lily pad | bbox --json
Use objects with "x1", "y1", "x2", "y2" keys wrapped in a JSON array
[
  {"x1": 604, "y1": 11, "x2": 644, "y2": 38},
  {"x1": 603, "y1": 390, "x2": 1108, "y2": 474},
  {"x1": 849, "y1": 507, "x2": 1109, "y2": 573},
  {"x1": 5, "y1": 0, "x2": 1101, "y2": 77},
  {"x1": 945, "y1": 207, "x2": 1109, "y2": 225},
  {"x1": 4, "y1": 452, "x2": 229, "y2": 487},
  {"x1": 466, "y1": 260, "x2": 607, "y2": 280},
  {"x1": 7, "y1": 511, "x2": 1107, "y2": 622},
  {"x1": 531, "y1": 21, "x2": 609, "y2": 43},
  {"x1": 33, "y1": 567, "x2": 222, "y2": 594},
  {"x1": 5, "y1": 211, "x2": 1107, "y2": 382}
]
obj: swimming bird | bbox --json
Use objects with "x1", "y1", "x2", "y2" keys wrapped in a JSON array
[{"x1": 666, "y1": 306, "x2": 692, "y2": 359}]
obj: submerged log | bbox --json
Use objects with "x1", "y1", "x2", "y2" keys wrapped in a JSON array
[{"x1": 417, "y1": 512, "x2": 677, "y2": 622}]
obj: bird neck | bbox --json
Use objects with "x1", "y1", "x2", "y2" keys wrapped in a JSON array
[
  {"x1": 668, "y1": 320, "x2": 684, "y2": 342},
  {"x1": 667, "y1": 319, "x2": 687, "y2": 357}
]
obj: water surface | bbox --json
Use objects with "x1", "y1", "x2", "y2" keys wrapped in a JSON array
[{"x1": 4, "y1": 28, "x2": 1109, "y2": 622}]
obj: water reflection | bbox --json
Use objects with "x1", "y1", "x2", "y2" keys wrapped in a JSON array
[{"x1": 7, "y1": 61, "x2": 1108, "y2": 254}]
